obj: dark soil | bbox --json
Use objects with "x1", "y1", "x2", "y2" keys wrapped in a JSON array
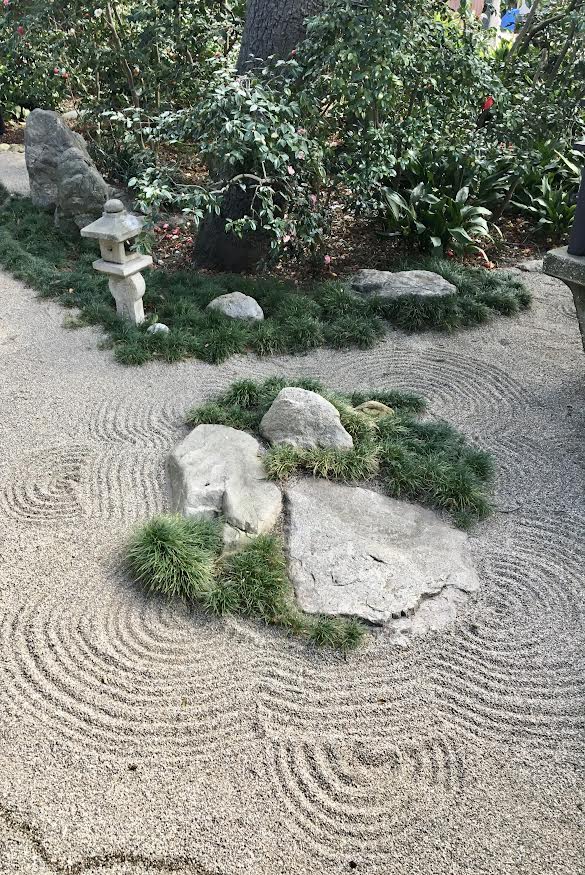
[{"x1": 0, "y1": 122, "x2": 25, "y2": 145}]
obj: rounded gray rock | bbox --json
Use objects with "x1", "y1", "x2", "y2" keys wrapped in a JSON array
[
  {"x1": 147, "y1": 322, "x2": 170, "y2": 335},
  {"x1": 260, "y1": 388, "x2": 354, "y2": 450},
  {"x1": 206, "y1": 292, "x2": 264, "y2": 321},
  {"x1": 351, "y1": 269, "x2": 457, "y2": 299}
]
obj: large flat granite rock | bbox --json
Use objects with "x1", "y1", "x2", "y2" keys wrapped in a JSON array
[{"x1": 286, "y1": 479, "x2": 479, "y2": 637}]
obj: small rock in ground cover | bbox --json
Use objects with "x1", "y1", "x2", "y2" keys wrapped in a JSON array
[
  {"x1": 168, "y1": 424, "x2": 282, "y2": 536},
  {"x1": 286, "y1": 479, "x2": 479, "y2": 639},
  {"x1": 206, "y1": 292, "x2": 264, "y2": 321},
  {"x1": 351, "y1": 269, "x2": 456, "y2": 299},
  {"x1": 147, "y1": 322, "x2": 170, "y2": 335},
  {"x1": 355, "y1": 400, "x2": 394, "y2": 419},
  {"x1": 260, "y1": 387, "x2": 353, "y2": 450}
]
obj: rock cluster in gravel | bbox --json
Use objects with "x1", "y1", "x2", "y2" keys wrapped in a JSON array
[{"x1": 168, "y1": 390, "x2": 478, "y2": 639}]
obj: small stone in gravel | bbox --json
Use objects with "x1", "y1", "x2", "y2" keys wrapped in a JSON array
[
  {"x1": 207, "y1": 292, "x2": 264, "y2": 321},
  {"x1": 260, "y1": 387, "x2": 353, "y2": 450},
  {"x1": 351, "y1": 269, "x2": 456, "y2": 299}
]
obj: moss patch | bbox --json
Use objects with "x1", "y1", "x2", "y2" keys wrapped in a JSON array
[{"x1": 0, "y1": 187, "x2": 530, "y2": 366}]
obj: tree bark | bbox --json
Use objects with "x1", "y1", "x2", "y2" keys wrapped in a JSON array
[
  {"x1": 194, "y1": 0, "x2": 325, "y2": 272},
  {"x1": 237, "y1": 0, "x2": 324, "y2": 70}
]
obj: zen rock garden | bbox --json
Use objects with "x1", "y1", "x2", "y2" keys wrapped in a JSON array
[{"x1": 2, "y1": 0, "x2": 585, "y2": 869}]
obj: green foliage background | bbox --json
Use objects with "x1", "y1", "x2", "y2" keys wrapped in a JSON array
[{"x1": 1, "y1": 0, "x2": 583, "y2": 255}]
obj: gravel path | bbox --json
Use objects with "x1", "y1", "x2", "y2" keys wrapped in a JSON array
[{"x1": 1, "y1": 157, "x2": 584, "y2": 875}]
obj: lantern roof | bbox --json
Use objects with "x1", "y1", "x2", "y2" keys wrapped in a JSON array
[{"x1": 81, "y1": 199, "x2": 144, "y2": 242}]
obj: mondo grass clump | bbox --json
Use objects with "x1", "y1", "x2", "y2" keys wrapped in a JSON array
[
  {"x1": 187, "y1": 377, "x2": 494, "y2": 529},
  {"x1": 0, "y1": 189, "x2": 530, "y2": 367},
  {"x1": 126, "y1": 515, "x2": 364, "y2": 653}
]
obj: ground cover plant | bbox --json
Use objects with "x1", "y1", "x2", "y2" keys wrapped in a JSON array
[
  {"x1": 0, "y1": 186, "x2": 530, "y2": 365},
  {"x1": 187, "y1": 377, "x2": 494, "y2": 529},
  {"x1": 127, "y1": 514, "x2": 365, "y2": 653}
]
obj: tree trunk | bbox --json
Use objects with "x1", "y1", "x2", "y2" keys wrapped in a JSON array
[
  {"x1": 194, "y1": 0, "x2": 325, "y2": 272},
  {"x1": 237, "y1": 0, "x2": 324, "y2": 70}
]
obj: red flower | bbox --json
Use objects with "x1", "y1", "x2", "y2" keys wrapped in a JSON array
[{"x1": 17, "y1": 25, "x2": 24, "y2": 35}]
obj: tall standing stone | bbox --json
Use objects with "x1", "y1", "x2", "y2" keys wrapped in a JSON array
[{"x1": 25, "y1": 109, "x2": 110, "y2": 232}]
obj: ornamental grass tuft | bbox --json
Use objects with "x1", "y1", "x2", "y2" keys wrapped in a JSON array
[{"x1": 126, "y1": 515, "x2": 221, "y2": 601}]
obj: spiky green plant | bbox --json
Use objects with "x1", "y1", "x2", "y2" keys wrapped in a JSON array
[
  {"x1": 309, "y1": 616, "x2": 365, "y2": 652},
  {"x1": 126, "y1": 515, "x2": 220, "y2": 600}
]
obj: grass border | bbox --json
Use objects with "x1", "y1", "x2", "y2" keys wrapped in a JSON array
[{"x1": 0, "y1": 186, "x2": 531, "y2": 366}]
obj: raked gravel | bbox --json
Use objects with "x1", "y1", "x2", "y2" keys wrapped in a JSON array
[{"x1": 0, "y1": 155, "x2": 584, "y2": 875}]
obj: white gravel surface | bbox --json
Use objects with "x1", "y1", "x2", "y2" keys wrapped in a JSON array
[{"x1": 0, "y1": 156, "x2": 584, "y2": 874}]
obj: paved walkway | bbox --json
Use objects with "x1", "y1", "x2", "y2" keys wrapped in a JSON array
[{"x1": 1, "y1": 156, "x2": 584, "y2": 874}]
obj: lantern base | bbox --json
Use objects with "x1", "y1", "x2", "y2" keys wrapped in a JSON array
[
  {"x1": 109, "y1": 274, "x2": 146, "y2": 325},
  {"x1": 544, "y1": 246, "x2": 585, "y2": 353}
]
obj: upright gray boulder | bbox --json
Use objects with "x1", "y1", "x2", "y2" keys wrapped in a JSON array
[
  {"x1": 260, "y1": 388, "x2": 354, "y2": 450},
  {"x1": 168, "y1": 424, "x2": 282, "y2": 540},
  {"x1": 54, "y1": 146, "x2": 110, "y2": 233},
  {"x1": 25, "y1": 110, "x2": 89, "y2": 209},
  {"x1": 25, "y1": 109, "x2": 110, "y2": 232}
]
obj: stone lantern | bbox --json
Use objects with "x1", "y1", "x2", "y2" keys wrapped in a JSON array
[
  {"x1": 544, "y1": 140, "x2": 585, "y2": 353},
  {"x1": 81, "y1": 198, "x2": 152, "y2": 325}
]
